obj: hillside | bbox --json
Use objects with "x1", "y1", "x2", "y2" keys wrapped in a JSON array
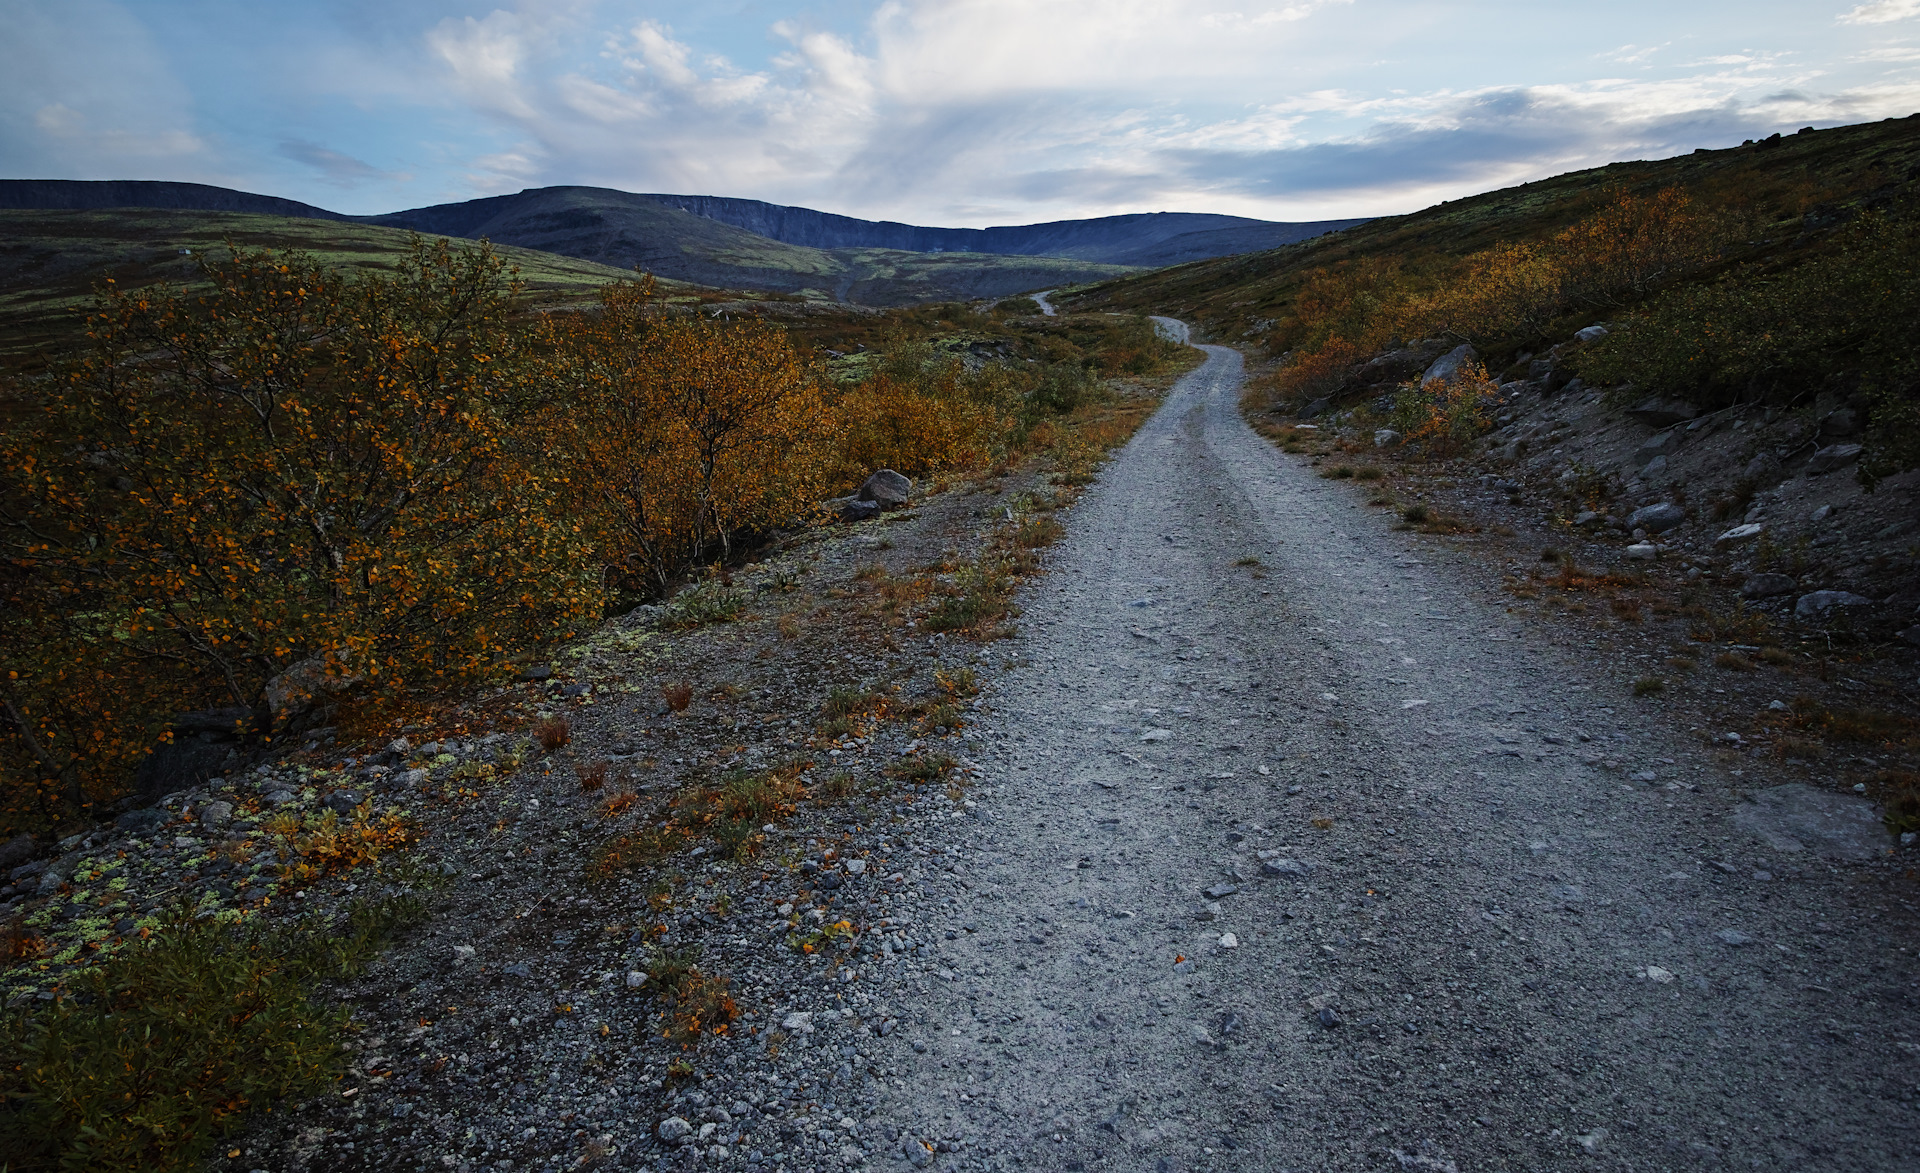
[
  {"x1": 1070, "y1": 115, "x2": 1920, "y2": 345},
  {"x1": 0, "y1": 209, "x2": 679, "y2": 370}
]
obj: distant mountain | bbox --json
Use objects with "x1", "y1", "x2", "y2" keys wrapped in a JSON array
[
  {"x1": 636, "y1": 193, "x2": 1367, "y2": 264},
  {"x1": 0, "y1": 179, "x2": 348, "y2": 221},
  {"x1": 0, "y1": 179, "x2": 1365, "y2": 302}
]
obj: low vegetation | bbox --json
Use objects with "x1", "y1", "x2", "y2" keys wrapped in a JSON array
[{"x1": 0, "y1": 240, "x2": 1185, "y2": 836}]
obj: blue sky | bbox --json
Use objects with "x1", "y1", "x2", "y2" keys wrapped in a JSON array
[{"x1": 4, "y1": 1, "x2": 1920, "y2": 226}]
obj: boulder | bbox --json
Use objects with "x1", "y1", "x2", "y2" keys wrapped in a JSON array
[
  {"x1": 1373, "y1": 428, "x2": 1402, "y2": 448},
  {"x1": 1714, "y1": 523, "x2": 1764, "y2": 548},
  {"x1": 1420, "y1": 344, "x2": 1479, "y2": 390},
  {"x1": 262, "y1": 655, "x2": 361, "y2": 729},
  {"x1": 195, "y1": 800, "x2": 234, "y2": 828},
  {"x1": 1898, "y1": 627, "x2": 1920, "y2": 647},
  {"x1": 1575, "y1": 325, "x2": 1610, "y2": 343},
  {"x1": 1740, "y1": 573, "x2": 1798, "y2": 599},
  {"x1": 1805, "y1": 444, "x2": 1863, "y2": 476},
  {"x1": 1627, "y1": 502, "x2": 1686, "y2": 534},
  {"x1": 1572, "y1": 510, "x2": 1603, "y2": 528},
  {"x1": 1796, "y1": 590, "x2": 1873, "y2": 619},
  {"x1": 1819, "y1": 407, "x2": 1860, "y2": 437},
  {"x1": 1638, "y1": 455, "x2": 1669, "y2": 481},
  {"x1": 0, "y1": 835, "x2": 33, "y2": 870},
  {"x1": 856, "y1": 469, "x2": 912, "y2": 509},
  {"x1": 1626, "y1": 397, "x2": 1699, "y2": 427},
  {"x1": 1301, "y1": 397, "x2": 1331, "y2": 418},
  {"x1": 1625, "y1": 542, "x2": 1659, "y2": 560},
  {"x1": 837, "y1": 497, "x2": 880, "y2": 523},
  {"x1": 320, "y1": 790, "x2": 363, "y2": 815}
]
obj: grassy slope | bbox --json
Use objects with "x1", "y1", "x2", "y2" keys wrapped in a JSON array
[
  {"x1": 0, "y1": 209, "x2": 688, "y2": 373},
  {"x1": 1071, "y1": 117, "x2": 1920, "y2": 343}
]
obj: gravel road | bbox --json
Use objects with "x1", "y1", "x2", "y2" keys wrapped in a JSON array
[{"x1": 857, "y1": 336, "x2": 1917, "y2": 1172}]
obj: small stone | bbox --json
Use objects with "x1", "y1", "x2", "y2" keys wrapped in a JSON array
[
  {"x1": 1204, "y1": 882, "x2": 1240, "y2": 899},
  {"x1": 1805, "y1": 444, "x2": 1863, "y2": 476},
  {"x1": 1576, "y1": 1128, "x2": 1609, "y2": 1154},
  {"x1": 1741, "y1": 573, "x2": 1797, "y2": 599},
  {"x1": 1627, "y1": 502, "x2": 1685, "y2": 533},
  {"x1": 1139, "y1": 728, "x2": 1172, "y2": 742},
  {"x1": 1795, "y1": 590, "x2": 1873, "y2": 619},
  {"x1": 844, "y1": 858, "x2": 867, "y2": 875},
  {"x1": 1643, "y1": 966, "x2": 1675, "y2": 984},
  {"x1": 1768, "y1": 699, "x2": 1788, "y2": 711},
  {"x1": 501, "y1": 962, "x2": 533, "y2": 979},
  {"x1": 262, "y1": 789, "x2": 297, "y2": 807},
  {"x1": 1373, "y1": 428, "x2": 1402, "y2": 448},
  {"x1": 1714, "y1": 523, "x2": 1763, "y2": 548},
  {"x1": 1714, "y1": 930, "x2": 1755, "y2": 947},
  {"x1": 451, "y1": 945, "x2": 476, "y2": 964},
  {"x1": 1624, "y1": 542, "x2": 1658, "y2": 560},
  {"x1": 398, "y1": 768, "x2": 429, "y2": 788},
  {"x1": 1218, "y1": 932, "x2": 1239, "y2": 948},
  {"x1": 658, "y1": 1117, "x2": 693, "y2": 1144},
  {"x1": 1195, "y1": 902, "x2": 1222, "y2": 922},
  {"x1": 781, "y1": 1012, "x2": 814, "y2": 1033},
  {"x1": 320, "y1": 791, "x2": 363, "y2": 815},
  {"x1": 520, "y1": 664, "x2": 553, "y2": 682},
  {"x1": 1317, "y1": 1007, "x2": 1341, "y2": 1028},
  {"x1": 626, "y1": 971, "x2": 644, "y2": 988},
  {"x1": 1262, "y1": 858, "x2": 1310, "y2": 877}
]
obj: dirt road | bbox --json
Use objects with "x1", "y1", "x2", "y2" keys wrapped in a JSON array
[{"x1": 860, "y1": 337, "x2": 1916, "y2": 1172}]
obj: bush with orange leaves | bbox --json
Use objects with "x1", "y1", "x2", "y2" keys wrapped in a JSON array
[
  {"x1": 1388, "y1": 360, "x2": 1504, "y2": 459},
  {"x1": 545, "y1": 280, "x2": 839, "y2": 599},
  {"x1": 0, "y1": 238, "x2": 602, "y2": 831}
]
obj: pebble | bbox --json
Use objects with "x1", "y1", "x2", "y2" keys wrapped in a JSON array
[
  {"x1": 1714, "y1": 930, "x2": 1755, "y2": 947},
  {"x1": 658, "y1": 1116, "x2": 692, "y2": 1143},
  {"x1": 1218, "y1": 932, "x2": 1239, "y2": 948},
  {"x1": 1204, "y1": 883, "x2": 1240, "y2": 899}
]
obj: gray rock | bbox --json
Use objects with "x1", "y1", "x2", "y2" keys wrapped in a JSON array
[
  {"x1": 1876, "y1": 519, "x2": 1916, "y2": 541},
  {"x1": 519, "y1": 664, "x2": 552, "y2": 682},
  {"x1": 1373, "y1": 428, "x2": 1402, "y2": 448},
  {"x1": 1261, "y1": 858, "x2": 1310, "y2": 877},
  {"x1": 1575, "y1": 325, "x2": 1610, "y2": 344},
  {"x1": 1714, "y1": 929, "x2": 1756, "y2": 947},
  {"x1": 262, "y1": 654, "x2": 361, "y2": 727},
  {"x1": 1805, "y1": 443, "x2": 1863, "y2": 475},
  {"x1": 398, "y1": 768, "x2": 429, "y2": 788},
  {"x1": 1899, "y1": 627, "x2": 1920, "y2": 647},
  {"x1": 320, "y1": 791, "x2": 363, "y2": 815},
  {"x1": 1572, "y1": 510, "x2": 1602, "y2": 528},
  {"x1": 196, "y1": 800, "x2": 234, "y2": 827},
  {"x1": 837, "y1": 497, "x2": 880, "y2": 522},
  {"x1": 1638, "y1": 455, "x2": 1669, "y2": 481},
  {"x1": 1627, "y1": 502, "x2": 1686, "y2": 533},
  {"x1": 9, "y1": 860, "x2": 46, "y2": 883},
  {"x1": 1740, "y1": 573, "x2": 1797, "y2": 599},
  {"x1": 1420, "y1": 344, "x2": 1479, "y2": 389},
  {"x1": 658, "y1": 1117, "x2": 693, "y2": 1144},
  {"x1": 1810, "y1": 504, "x2": 1835, "y2": 523},
  {"x1": 0, "y1": 835, "x2": 33, "y2": 870},
  {"x1": 1795, "y1": 590, "x2": 1873, "y2": 619},
  {"x1": 1635, "y1": 431, "x2": 1680, "y2": 466},
  {"x1": 262, "y1": 789, "x2": 298, "y2": 807},
  {"x1": 117, "y1": 809, "x2": 168, "y2": 836},
  {"x1": 1301, "y1": 397, "x2": 1331, "y2": 418},
  {"x1": 1742, "y1": 451, "x2": 1784, "y2": 485},
  {"x1": 1733, "y1": 783, "x2": 1888, "y2": 859},
  {"x1": 1820, "y1": 407, "x2": 1860, "y2": 437},
  {"x1": 501, "y1": 962, "x2": 533, "y2": 979},
  {"x1": 1714, "y1": 523, "x2": 1763, "y2": 548},
  {"x1": 1203, "y1": 882, "x2": 1240, "y2": 899},
  {"x1": 856, "y1": 469, "x2": 913, "y2": 509},
  {"x1": 1624, "y1": 542, "x2": 1659, "y2": 560},
  {"x1": 1626, "y1": 397, "x2": 1698, "y2": 427}
]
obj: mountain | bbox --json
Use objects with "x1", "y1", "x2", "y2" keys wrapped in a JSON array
[
  {"x1": 0, "y1": 179, "x2": 348, "y2": 221},
  {"x1": 633, "y1": 193, "x2": 1366, "y2": 264},
  {"x1": 0, "y1": 180, "x2": 1363, "y2": 302}
]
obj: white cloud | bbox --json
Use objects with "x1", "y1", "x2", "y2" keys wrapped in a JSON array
[{"x1": 1839, "y1": 0, "x2": 1920, "y2": 23}]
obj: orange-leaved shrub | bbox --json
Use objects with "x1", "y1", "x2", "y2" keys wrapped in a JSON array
[
  {"x1": 0, "y1": 239, "x2": 601, "y2": 827},
  {"x1": 546, "y1": 280, "x2": 838, "y2": 598}
]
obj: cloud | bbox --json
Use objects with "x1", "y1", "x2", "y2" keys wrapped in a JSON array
[
  {"x1": 1838, "y1": 0, "x2": 1920, "y2": 23},
  {"x1": 278, "y1": 138, "x2": 409, "y2": 185}
]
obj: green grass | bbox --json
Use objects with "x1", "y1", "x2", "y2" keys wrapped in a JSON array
[
  {"x1": 0, "y1": 892, "x2": 425, "y2": 1172},
  {"x1": 0, "y1": 209, "x2": 667, "y2": 372}
]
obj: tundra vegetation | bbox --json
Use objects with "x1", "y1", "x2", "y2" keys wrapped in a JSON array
[{"x1": 0, "y1": 241, "x2": 1181, "y2": 836}]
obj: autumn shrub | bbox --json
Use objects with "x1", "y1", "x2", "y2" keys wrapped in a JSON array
[
  {"x1": 533, "y1": 716, "x2": 571, "y2": 752},
  {"x1": 549, "y1": 283, "x2": 838, "y2": 599},
  {"x1": 0, "y1": 893, "x2": 423, "y2": 1172},
  {"x1": 0, "y1": 239, "x2": 600, "y2": 830},
  {"x1": 1388, "y1": 360, "x2": 1503, "y2": 458},
  {"x1": 831, "y1": 371, "x2": 1004, "y2": 484}
]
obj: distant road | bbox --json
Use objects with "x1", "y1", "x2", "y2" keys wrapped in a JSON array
[{"x1": 1031, "y1": 289, "x2": 1057, "y2": 316}]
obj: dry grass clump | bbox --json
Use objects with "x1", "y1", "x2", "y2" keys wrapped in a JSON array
[
  {"x1": 1633, "y1": 677, "x2": 1666, "y2": 697},
  {"x1": 662, "y1": 682, "x2": 693, "y2": 713},
  {"x1": 576, "y1": 760, "x2": 609, "y2": 791},
  {"x1": 1715, "y1": 651, "x2": 1756, "y2": 671},
  {"x1": 639, "y1": 946, "x2": 736, "y2": 1049},
  {"x1": 533, "y1": 716, "x2": 571, "y2": 752}
]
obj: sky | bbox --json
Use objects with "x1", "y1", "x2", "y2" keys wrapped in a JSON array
[{"x1": 4, "y1": 0, "x2": 1920, "y2": 227}]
